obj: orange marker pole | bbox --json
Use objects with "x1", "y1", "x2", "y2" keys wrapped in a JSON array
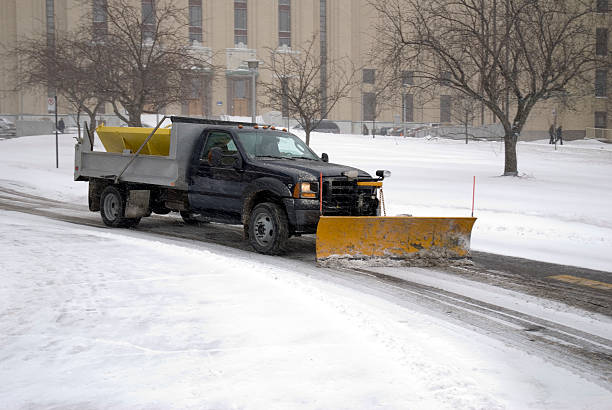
[
  {"x1": 319, "y1": 172, "x2": 323, "y2": 215},
  {"x1": 471, "y1": 176, "x2": 476, "y2": 217}
]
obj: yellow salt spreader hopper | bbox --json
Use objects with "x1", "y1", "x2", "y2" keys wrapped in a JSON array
[{"x1": 96, "y1": 124, "x2": 171, "y2": 155}]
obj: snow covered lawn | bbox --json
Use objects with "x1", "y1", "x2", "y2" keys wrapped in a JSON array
[{"x1": 303, "y1": 133, "x2": 612, "y2": 272}]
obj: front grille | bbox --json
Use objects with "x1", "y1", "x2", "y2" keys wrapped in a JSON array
[{"x1": 322, "y1": 177, "x2": 379, "y2": 216}]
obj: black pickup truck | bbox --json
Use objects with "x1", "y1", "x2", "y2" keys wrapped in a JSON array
[{"x1": 77, "y1": 117, "x2": 386, "y2": 254}]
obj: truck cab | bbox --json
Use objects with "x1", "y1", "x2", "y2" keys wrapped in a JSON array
[{"x1": 77, "y1": 116, "x2": 383, "y2": 255}]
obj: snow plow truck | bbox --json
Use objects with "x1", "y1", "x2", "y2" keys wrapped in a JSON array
[{"x1": 74, "y1": 116, "x2": 476, "y2": 262}]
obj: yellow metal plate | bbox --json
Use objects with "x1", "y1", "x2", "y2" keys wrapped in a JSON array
[
  {"x1": 96, "y1": 125, "x2": 171, "y2": 156},
  {"x1": 316, "y1": 216, "x2": 477, "y2": 260}
]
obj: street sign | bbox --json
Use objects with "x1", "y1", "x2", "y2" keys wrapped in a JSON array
[
  {"x1": 47, "y1": 97, "x2": 55, "y2": 113},
  {"x1": 217, "y1": 101, "x2": 223, "y2": 106}
]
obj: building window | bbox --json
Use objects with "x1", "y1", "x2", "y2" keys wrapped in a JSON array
[
  {"x1": 440, "y1": 71, "x2": 452, "y2": 86},
  {"x1": 597, "y1": 0, "x2": 609, "y2": 13},
  {"x1": 234, "y1": 0, "x2": 248, "y2": 46},
  {"x1": 189, "y1": 0, "x2": 203, "y2": 45},
  {"x1": 595, "y1": 111, "x2": 607, "y2": 128},
  {"x1": 46, "y1": 0, "x2": 55, "y2": 98},
  {"x1": 595, "y1": 69, "x2": 607, "y2": 97},
  {"x1": 363, "y1": 69, "x2": 375, "y2": 84},
  {"x1": 46, "y1": 0, "x2": 55, "y2": 49},
  {"x1": 440, "y1": 95, "x2": 451, "y2": 123},
  {"x1": 279, "y1": 0, "x2": 291, "y2": 47},
  {"x1": 402, "y1": 94, "x2": 414, "y2": 122},
  {"x1": 596, "y1": 28, "x2": 608, "y2": 56},
  {"x1": 142, "y1": 0, "x2": 155, "y2": 42},
  {"x1": 93, "y1": 0, "x2": 108, "y2": 40},
  {"x1": 363, "y1": 92, "x2": 376, "y2": 121},
  {"x1": 402, "y1": 71, "x2": 414, "y2": 86},
  {"x1": 228, "y1": 77, "x2": 252, "y2": 116},
  {"x1": 182, "y1": 74, "x2": 211, "y2": 116}
]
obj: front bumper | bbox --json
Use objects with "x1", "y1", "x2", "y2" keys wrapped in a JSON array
[{"x1": 283, "y1": 198, "x2": 321, "y2": 234}]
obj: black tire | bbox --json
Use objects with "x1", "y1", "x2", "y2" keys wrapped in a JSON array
[
  {"x1": 151, "y1": 206, "x2": 171, "y2": 215},
  {"x1": 248, "y1": 202, "x2": 289, "y2": 255},
  {"x1": 123, "y1": 217, "x2": 141, "y2": 227},
  {"x1": 100, "y1": 186, "x2": 127, "y2": 227}
]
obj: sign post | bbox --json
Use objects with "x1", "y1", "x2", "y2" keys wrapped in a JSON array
[{"x1": 54, "y1": 96, "x2": 58, "y2": 168}]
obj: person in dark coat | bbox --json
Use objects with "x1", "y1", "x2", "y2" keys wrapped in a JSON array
[
  {"x1": 548, "y1": 124, "x2": 555, "y2": 144},
  {"x1": 57, "y1": 118, "x2": 65, "y2": 133},
  {"x1": 556, "y1": 125, "x2": 563, "y2": 145}
]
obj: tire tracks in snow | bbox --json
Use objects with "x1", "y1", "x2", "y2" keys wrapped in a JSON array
[{"x1": 1, "y1": 185, "x2": 611, "y2": 390}]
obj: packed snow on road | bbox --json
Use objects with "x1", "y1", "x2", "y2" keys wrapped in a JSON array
[{"x1": 0, "y1": 130, "x2": 610, "y2": 408}]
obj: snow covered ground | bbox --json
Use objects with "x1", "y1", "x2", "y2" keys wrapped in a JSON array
[{"x1": 1, "y1": 130, "x2": 611, "y2": 408}]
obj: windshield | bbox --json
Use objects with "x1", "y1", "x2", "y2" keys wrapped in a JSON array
[{"x1": 236, "y1": 130, "x2": 320, "y2": 161}]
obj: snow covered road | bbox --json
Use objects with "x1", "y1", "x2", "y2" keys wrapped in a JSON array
[{"x1": 1, "y1": 210, "x2": 610, "y2": 409}]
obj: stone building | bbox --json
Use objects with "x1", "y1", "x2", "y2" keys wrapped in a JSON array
[{"x1": 0, "y1": 0, "x2": 609, "y2": 138}]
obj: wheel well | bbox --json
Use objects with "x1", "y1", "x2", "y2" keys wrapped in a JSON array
[
  {"x1": 242, "y1": 191, "x2": 286, "y2": 229},
  {"x1": 89, "y1": 178, "x2": 113, "y2": 211}
]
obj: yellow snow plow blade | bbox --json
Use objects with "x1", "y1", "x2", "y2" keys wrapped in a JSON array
[
  {"x1": 96, "y1": 125, "x2": 171, "y2": 156},
  {"x1": 316, "y1": 216, "x2": 477, "y2": 261}
]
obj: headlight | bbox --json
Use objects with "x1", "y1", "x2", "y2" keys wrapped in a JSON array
[
  {"x1": 293, "y1": 182, "x2": 318, "y2": 199},
  {"x1": 376, "y1": 170, "x2": 392, "y2": 179}
]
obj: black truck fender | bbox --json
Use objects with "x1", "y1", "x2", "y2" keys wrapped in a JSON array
[{"x1": 241, "y1": 177, "x2": 294, "y2": 236}]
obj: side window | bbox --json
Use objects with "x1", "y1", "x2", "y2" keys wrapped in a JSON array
[{"x1": 200, "y1": 132, "x2": 238, "y2": 165}]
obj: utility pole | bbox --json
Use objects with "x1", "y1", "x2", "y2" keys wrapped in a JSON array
[
  {"x1": 55, "y1": 95, "x2": 58, "y2": 169},
  {"x1": 247, "y1": 60, "x2": 259, "y2": 123}
]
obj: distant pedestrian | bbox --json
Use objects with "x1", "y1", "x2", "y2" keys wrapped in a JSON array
[
  {"x1": 556, "y1": 125, "x2": 563, "y2": 145},
  {"x1": 548, "y1": 124, "x2": 555, "y2": 144},
  {"x1": 58, "y1": 118, "x2": 65, "y2": 133},
  {"x1": 362, "y1": 123, "x2": 369, "y2": 135}
]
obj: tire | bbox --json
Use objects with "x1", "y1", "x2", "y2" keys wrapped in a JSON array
[
  {"x1": 151, "y1": 206, "x2": 171, "y2": 215},
  {"x1": 100, "y1": 186, "x2": 127, "y2": 227},
  {"x1": 123, "y1": 217, "x2": 141, "y2": 227},
  {"x1": 248, "y1": 202, "x2": 289, "y2": 255}
]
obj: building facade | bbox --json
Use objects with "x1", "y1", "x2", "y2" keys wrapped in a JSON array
[{"x1": 0, "y1": 0, "x2": 609, "y2": 138}]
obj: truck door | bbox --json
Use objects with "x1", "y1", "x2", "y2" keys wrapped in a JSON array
[{"x1": 189, "y1": 130, "x2": 246, "y2": 218}]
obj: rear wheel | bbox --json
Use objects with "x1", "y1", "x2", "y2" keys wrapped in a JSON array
[
  {"x1": 100, "y1": 186, "x2": 140, "y2": 228},
  {"x1": 248, "y1": 202, "x2": 289, "y2": 255}
]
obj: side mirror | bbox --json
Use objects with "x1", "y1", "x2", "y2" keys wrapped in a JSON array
[
  {"x1": 321, "y1": 153, "x2": 329, "y2": 163},
  {"x1": 232, "y1": 153, "x2": 244, "y2": 170},
  {"x1": 209, "y1": 147, "x2": 223, "y2": 166}
]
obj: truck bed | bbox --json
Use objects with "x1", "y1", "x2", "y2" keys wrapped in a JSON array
[{"x1": 75, "y1": 121, "x2": 206, "y2": 190}]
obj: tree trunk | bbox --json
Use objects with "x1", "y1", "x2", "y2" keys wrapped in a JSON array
[
  {"x1": 128, "y1": 109, "x2": 142, "y2": 127},
  {"x1": 76, "y1": 110, "x2": 81, "y2": 140},
  {"x1": 305, "y1": 130, "x2": 311, "y2": 146},
  {"x1": 87, "y1": 112, "x2": 97, "y2": 132},
  {"x1": 465, "y1": 114, "x2": 469, "y2": 144},
  {"x1": 503, "y1": 134, "x2": 518, "y2": 176}
]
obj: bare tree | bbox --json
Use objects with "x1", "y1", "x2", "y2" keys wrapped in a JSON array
[
  {"x1": 371, "y1": 0, "x2": 596, "y2": 175},
  {"x1": 14, "y1": 33, "x2": 105, "y2": 136},
  {"x1": 361, "y1": 62, "x2": 400, "y2": 137},
  {"x1": 259, "y1": 35, "x2": 357, "y2": 146},
  {"x1": 450, "y1": 92, "x2": 479, "y2": 144},
  {"x1": 85, "y1": 0, "x2": 214, "y2": 126}
]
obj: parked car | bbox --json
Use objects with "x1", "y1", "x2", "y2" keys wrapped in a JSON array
[
  {"x1": 0, "y1": 117, "x2": 15, "y2": 130},
  {"x1": 294, "y1": 120, "x2": 340, "y2": 134}
]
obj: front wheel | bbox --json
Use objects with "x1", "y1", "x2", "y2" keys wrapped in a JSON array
[{"x1": 248, "y1": 202, "x2": 289, "y2": 255}]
